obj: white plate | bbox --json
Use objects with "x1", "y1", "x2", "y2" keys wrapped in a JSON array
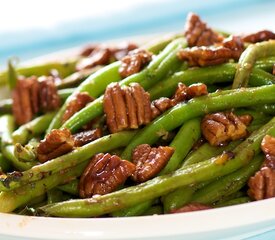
[
  {"x1": 1, "y1": 199, "x2": 275, "y2": 240},
  {"x1": 1, "y1": 34, "x2": 275, "y2": 240}
]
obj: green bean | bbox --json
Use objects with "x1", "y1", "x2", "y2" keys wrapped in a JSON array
[
  {"x1": 39, "y1": 117, "x2": 275, "y2": 217},
  {"x1": 232, "y1": 40, "x2": 275, "y2": 88},
  {"x1": 191, "y1": 154, "x2": 263, "y2": 204},
  {"x1": 47, "y1": 188, "x2": 65, "y2": 204},
  {"x1": 0, "y1": 59, "x2": 77, "y2": 87},
  {"x1": 214, "y1": 197, "x2": 251, "y2": 208},
  {"x1": 57, "y1": 179, "x2": 79, "y2": 196},
  {"x1": 0, "y1": 162, "x2": 86, "y2": 213},
  {"x1": 121, "y1": 85, "x2": 275, "y2": 160},
  {"x1": 112, "y1": 118, "x2": 201, "y2": 217},
  {"x1": 160, "y1": 118, "x2": 201, "y2": 175},
  {"x1": 57, "y1": 88, "x2": 75, "y2": 101},
  {"x1": 251, "y1": 56, "x2": 275, "y2": 72},
  {"x1": 0, "y1": 131, "x2": 137, "y2": 191},
  {"x1": 251, "y1": 104, "x2": 275, "y2": 115},
  {"x1": 14, "y1": 140, "x2": 39, "y2": 163},
  {"x1": 47, "y1": 61, "x2": 121, "y2": 132},
  {"x1": 12, "y1": 112, "x2": 55, "y2": 145},
  {"x1": 142, "y1": 205, "x2": 163, "y2": 216},
  {"x1": 182, "y1": 140, "x2": 241, "y2": 167},
  {"x1": 0, "y1": 115, "x2": 15, "y2": 147},
  {"x1": 0, "y1": 153, "x2": 11, "y2": 172},
  {"x1": 48, "y1": 38, "x2": 186, "y2": 132},
  {"x1": 61, "y1": 39, "x2": 187, "y2": 133},
  {"x1": 7, "y1": 60, "x2": 18, "y2": 90},
  {"x1": 149, "y1": 62, "x2": 275, "y2": 100}
]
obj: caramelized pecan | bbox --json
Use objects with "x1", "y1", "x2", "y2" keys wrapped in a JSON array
[
  {"x1": 184, "y1": 13, "x2": 223, "y2": 47},
  {"x1": 273, "y1": 64, "x2": 275, "y2": 75},
  {"x1": 221, "y1": 36, "x2": 244, "y2": 60},
  {"x1": 178, "y1": 46, "x2": 235, "y2": 67},
  {"x1": 170, "y1": 203, "x2": 212, "y2": 214},
  {"x1": 76, "y1": 46, "x2": 112, "y2": 71},
  {"x1": 12, "y1": 76, "x2": 60, "y2": 125},
  {"x1": 119, "y1": 49, "x2": 153, "y2": 78},
  {"x1": 248, "y1": 167, "x2": 275, "y2": 200},
  {"x1": 201, "y1": 112, "x2": 250, "y2": 146},
  {"x1": 261, "y1": 135, "x2": 275, "y2": 169},
  {"x1": 151, "y1": 98, "x2": 173, "y2": 119},
  {"x1": 73, "y1": 128, "x2": 102, "y2": 147},
  {"x1": 112, "y1": 42, "x2": 138, "y2": 60},
  {"x1": 103, "y1": 83, "x2": 151, "y2": 133},
  {"x1": 242, "y1": 30, "x2": 275, "y2": 43},
  {"x1": 78, "y1": 153, "x2": 135, "y2": 198},
  {"x1": 37, "y1": 128, "x2": 74, "y2": 163},
  {"x1": 131, "y1": 144, "x2": 174, "y2": 183},
  {"x1": 62, "y1": 92, "x2": 93, "y2": 123}
]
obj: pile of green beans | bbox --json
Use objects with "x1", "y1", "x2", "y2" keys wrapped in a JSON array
[{"x1": 0, "y1": 29, "x2": 275, "y2": 219}]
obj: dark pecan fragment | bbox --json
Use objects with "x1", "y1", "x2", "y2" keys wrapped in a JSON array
[
  {"x1": 178, "y1": 46, "x2": 235, "y2": 67},
  {"x1": 273, "y1": 64, "x2": 275, "y2": 75},
  {"x1": 103, "y1": 83, "x2": 151, "y2": 133},
  {"x1": 73, "y1": 128, "x2": 102, "y2": 147},
  {"x1": 131, "y1": 144, "x2": 174, "y2": 183},
  {"x1": 170, "y1": 203, "x2": 212, "y2": 214},
  {"x1": 242, "y1": 30, "x2": 275, "y2": 43},
  {"x1": 221, "y1": 36, "x2": 244, "y2": 60},
  {"x1": 62, "y1": 92, "x2": 93, "y2": 123},
  {"x1": 76, "y1": 46, "x2": 112, "y2": 71},
  {"x1": 151, "y1": 97, "x2": 173, "y2": 119},
  {"x1": 248, "y1": 135, "x2": 275, "y2": 200},
  {"x1": 119, "y1": 49, "x2": 153, "y2": 78},
  {"x1": 79, "y1": 153, "x2": 135, "y2": 198},
  {"x1": 112, "y1": 42, "x2": 138, "y2": 60},
  {"x1": 248, "y1": 167, "x2": 275, "y2": 200},
  {"x1": 201, "y1": 112, "x2": 250, "y2": 146},
  {"x1": 184, "y1": 13, "x2": 223, "y2": 47},
  {"x1": 37, "y1": 128, "x2": 74, "y2": 163},
  {"x1": 12, "y1": 76, "x2": 60, "y2": 125}
]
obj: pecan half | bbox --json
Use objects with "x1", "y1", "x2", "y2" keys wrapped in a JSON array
[
  {"x1": 261, "y1": 135, "x2": 275, "y2": 169},
  {"x1": 119, "y1": 49, "x2": 153, "y2": 78},
  {"x1": 178, "y1": 46, "x2": 235, "y2": 67},
  {"x1": 103, "y1": 83, "x2": 151, "y2": 133},
  {"x1": 221, "y1": 36, "x2": 244, "y2": 60},
  {"x1": 73, "y1": 128, "x2": 102, "y2": 147},
  {"x1": 76, "y1": 46, "x2": 112, "y2": 71},
  {"x1": 78, "y1": 153, "x2": 135, "y2": 198},
  {"x1": 201, "y1": 112, "x2": 250, "y2": 146},
  {"x1": 37, "y1": 128, "x2": 74, "y2": 163},
  {"x1": 242, "y1": 30, "x2": 275, "y2": 43},
  {"x1": 248, "y1": 167, "x2": 275, "y2": 200},
  {"x1": 62, "y1": 92, "x2": 93, "y2": 123},
  {"x1": 170, "y1": 203, "x2": 212, "y2": 214},
  {"x1": 12, "y1": 76, "x2": 60, "y2": 125},
  {"x1": 131, "y1": 144, "x2": 174, "y2": 183},
  {"x1": 184, "y1": 13, "x2": 223, "y2": 47}
]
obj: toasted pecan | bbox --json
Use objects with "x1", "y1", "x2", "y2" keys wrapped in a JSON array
[
  {"x1": 201, "y1": 112, "x2": 250, "y2": 146},
  {"x1": 78, "y1": 153, "x2": 135, "y2": 198},
  {"x1": 103, "y1": 83, "x2": 151, "y2": 133},
  {"x1": 73, "y1": 128, "x2": 102, "y2": 147},
  {"x1": 119, "y1": 49, "x2": 153, "y2": 78},
  {"x1": 37, "y1": 128, "x2": 74, "y2": 163},
  {"x1": 242, "y1": 30, "x2": 275, "y2": 43},
  {"x1": 170, "y1": 203, "x2": 212, "y2": 214},
  {"x1": 131, "y1": 144, "x2": 174, "y2": 183},
  {"x1": 184, "y1": 13, "x2": 223, "y2": 47},
  {"x1": 62, "y1": 92, "x2": 93, "y2": 123}
]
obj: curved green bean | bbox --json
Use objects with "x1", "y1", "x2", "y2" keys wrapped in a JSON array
[{"x1": 232, "y1": 40, "x2": 275, "y2": 88}]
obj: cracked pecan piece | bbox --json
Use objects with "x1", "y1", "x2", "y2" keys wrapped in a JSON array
[
  {"x1": 37, "y1": 128, "x2": 74, "y2": 163},
  {"x1": 184, "y1": 13, "x2": 223, "y2": 47},
  {"x1": 62, "y1": 92, "x2": 94, "y2": 123},
  {"x1": 151, "y1": 97, "x2": 173, "y2": 119},
  {"x1": 112, "y1": 42, "x2": 138, "y2": 60},
  {"x1": 119, "y1": 49, "x2": 153, "y2": 78},
  {"x1": 76, "y1": 46, "x2": 113, "y2": 71},
  {"x1": 78, "y1": 153, "x2": 135, "y2": 198},
  {"x1": 131, "y1": 144, "x2": 174, "y2": 183},
  {"x1": 170, "y1": 203, "x2": 212, "y2": 214},
  {"x1": 242, "y1": 30, "x2": 275, "y2": 43},
  {"x1": 73, "y1": 128, "x2": 102, "y2": 147},
  {"x1": 221, "y1": 36, "x2": 244, "y2": 60},
  {"x1": 12, "y1": 76, "x2": 60, "y2": 125},
  {"x1": 201, "y1": 112, "x2": 250, "y2": 146},
  {"x1": 103, "y1": 82, "x2": 151, "y2": 133},
  {"x1": 178, "y1": 46, "x2": 235, "y2": 67},
  {"x1": 261, "y1": 135, "x2": 275, "y2": 169}
]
